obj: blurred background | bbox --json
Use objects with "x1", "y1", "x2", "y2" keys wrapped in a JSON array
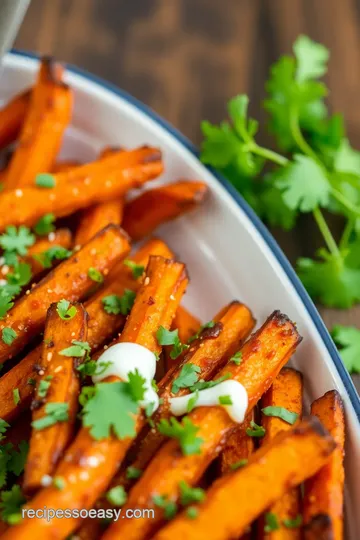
[{"x1": 14, "y1": 0, "x2": 360, "y2": 387}]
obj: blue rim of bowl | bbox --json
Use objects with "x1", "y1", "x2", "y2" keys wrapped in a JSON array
[{"x1": 9, "y1": 49, "x2": 360, "y2": 421}]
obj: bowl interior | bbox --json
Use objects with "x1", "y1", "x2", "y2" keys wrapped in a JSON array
[{"x1": 2, "y1": 52, "x2": 360, "y2": 538}]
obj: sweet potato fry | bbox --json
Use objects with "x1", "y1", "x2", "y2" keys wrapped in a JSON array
[
  {"x1": 153, "y1": 417, "x2": 336, "y2": 540},
  {"x1": 52, "y1": 160, "x2": 80, "y2": 173},
  {"x1": 0, "y1": 90, "x2": 30, "y2": 150},
  {"x1": 257, "y1": 368, "x2": 303, "y2": 540},
  {"x1": 219, "y1": 412, "x2": 255, "y2": 475},
  {"x1": 115, "y1": 301, "x2": 255, "y2": 492},
  {"x1": 0, "y1": 224, "x2": 130, "y2": 364},
  {"x1": 74, "y1": 200, "x2": 123, "y2": 246},
  {"x1": 101, "y1": 311, "x2": 302, "y2": 540},
  {"x1": 6, "y1": 58, "x2": 73, "y2": 189},
  {"x1": 123, "y1": 180, "x2": 208, "y2": 241},
  {"x1": 1, "y1": 256, "x2": 187, "y2": 540},
  {"x1": 0, "y1": 147, "x2": 163, "y2": 231},
  {"x1": 303, "y1": 390, "x2": 345, "y2": 540},
  {"x1": 0, "y1": 238, "x2": 173, "y2": 423},
  {"x1": 165, "y1": 306, "x2": 201, "y2": 370},
  {"x1": 23, "y1": 302, "x2": 88, "y2": 494}
]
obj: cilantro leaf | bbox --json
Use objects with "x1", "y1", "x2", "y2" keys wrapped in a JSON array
[
  {"x1": 189, "y1": 373, "x2": 230, "y2": 392},
  {"x1": 0, "y1": 419, "x2": 9, "y2": 441},
  {"x1": 7, "y1": 440, "x2": 29, "y2": 476},
  {"x1": 60, "y1": 340, "x2": 91, "y2": 358},
  {"x1": 297, "y1": 251, "x2": 360, "y2": 308},
  {"x1": 293, "y1": 35, "x2": 329, "y2": 83},
  {"x1": 262, "y1": 406, "x2": 298, "y2": 425},
  {"x1": 246, "y1": 420, "x2": 266, "y2": 438},
  {"x1": 37, "y1": 376, "x2": 53, "y2": 399},
  {"x1": 179, "y1": 480, "x2": 205, "y2": 506},
  {"x1": 152, "y1": 494, "x2": 178, "y2": 520},
  {"x1": 106, "y1": 486, "x2": 127, "y2": 507},
  {"x1": 229, "y1": 351, "x2": 242, "y2": 365},
  {"x1": 32, "y1": 402, "x2": 69, "y2": 430},
  {"x1": 1, "y1": 328, "x2": 17, "y2": 345},
  {"x1": 264, "y1": 512, "x2": 280, "y2": 533},
  {"x1": 275, "y1": 155, "x2": 330, "y2": 212},
  {"x1": 171, "y1": 364, "x2": 201, "y2": 394},
  {"x1": 259, "y1": 177, "x2": 298, "y2": 230},
  {"x1": 6, "y1": 262, "x2": 32, "y2": 289},
  {"x1": 283, "y1": 515, "x2": 303, "y2": 529},
  {"x1": 56, "y1": 299, "x2": 77, "y2": 320},
  {"x1": 82, "y1": 381, "x2": 140, "y2": 440},
  {"x1": 0, "y1": 226, "x2": 35, "y2": 256},
  {"x1": 88, "y1": 267, "x2": 104, "y2": 283},
  {"x1": 0, "y1": 291, "x2": 14, "y2": 319},
  {"x1": 0, "y1": 485, "x2": 26, "y2": 524},
  {"x1": 102, "y1": 290, "x2": 136, "y2": 316},
  {"x1": 157, "y1": 416, "x2": 203, "y2": 456},
  {"x1": 35, "y1": 173, "x2": 56, "y2": 188},
  {"x1": 157, "y1": 326, "x2": 189, "y2": 360},
  {"x1": 331, "y1": 325, "x2": 360, "y2": 373},
  {"x1": 188, "y1": 321, "x2": 215, "y2": 344},
  {"x1": 123, "y1": 260, "x2": 145, "y2": 279},
  {"x1": 33, "y1": 214, "x2": 55, "y2": 236},
  {"x1": 127, "y1": 370, "x2": 147, "y2": 402},
  {"x1": 13, "y1": 389, "x2": 20, "y2": 405},
  {"x1": 126, "y1": 466, "x2": 142, "y2": 480},
  {"x1": 230, "y1": 459, "x2": 248, "y2": 470},
  {"x1": 34, "y1": 246, "x2": 72, "y2": 269}
]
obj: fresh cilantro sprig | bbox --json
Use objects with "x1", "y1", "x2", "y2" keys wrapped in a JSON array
[
  {"x1": 0, "y1": 485, "x2": 26, "y2": 525},
  {"x1": 102, "y1": 290, "x2": 136, "y2": 316},
  {"x1": 157, "y1": 416, "x2": 203, "y2": 456},
  {"x1": 0, "y1": 226, "x2": 35, "y2": 256},
  {"x1": 157, "y1": 326, "x2": 190, "y2": 360},
  {"x1": 171, "y1": 363, "x2": 201, "y2": 394},
  {"x1": 56, "y1": 300, "x2": 77, "y2": 320},
  {"x1": 123, "y1": 260, "x2": 145, "y2": 279},
  {"x1": 33, "y1": 246, "x2": 72, "y2": 269}
]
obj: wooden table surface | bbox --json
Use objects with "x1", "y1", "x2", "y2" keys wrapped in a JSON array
[{"x1": 15, "y1": 0, "x2": 360, "y2": 391}]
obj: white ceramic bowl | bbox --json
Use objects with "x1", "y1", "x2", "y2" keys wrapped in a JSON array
[{"x1": 2, "y1": 51, "x2": 360, "y2": 538}]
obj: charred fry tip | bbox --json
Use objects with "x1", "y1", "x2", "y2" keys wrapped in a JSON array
[
  {"x1": 141, "y1": 149, "x2": 162, "y2": 163},
  {"x1": 294, "y1": 416, "x2": 336, "y2": 451},
  {"x1": 304, "y1": 513, "x2": 332, "y2": 534},
  {"x1": 41, "y1": 55, "x2": 68, "y2": 89},
  {"x1": 280, "y1": 365, "x2": 304, "y2": 379}
]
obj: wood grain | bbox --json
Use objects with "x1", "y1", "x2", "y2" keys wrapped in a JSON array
[{"x1": 14, "y1": 0, "x2": 360, "y2": 391}]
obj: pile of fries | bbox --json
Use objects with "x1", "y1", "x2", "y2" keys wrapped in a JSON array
[{"x1": 0, "y1": 58, "x2": 345, "y2": 540}]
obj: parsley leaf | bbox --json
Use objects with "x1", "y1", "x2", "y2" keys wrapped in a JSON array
[
  {"x1": 157, "y1": 416, "x2": 203, "y2": 456},
  {"x1": 88, "y1": 267, "x2": 104, "y2": 283},
  {"x1": 34, "y1": 246, "x2": 72, "y2": 269},
  {"x1": 171, "y1": 364, "x2": 201, "y2": 394},
  {"x1": 33, "y1": 214, "x2": 55, "y2": 236},
  {"x1": 32, "y1": 402, "x2": 69, "y2": 430},
  {"x1": 35, "y1": 173, "x2": 56, "y2": 188},
  {"x1": 123, "y1": 260, "x2": 145, "y2": 279},
  {"x1": 179, "y1": 480, "x2": 205, "y2": 506},
  {"x1": 106, "y1": 486, "x2": 127, "y2": 507},
  {"x1": 1, "y1": 328, "x2": 17, "y2": 345},
  {"x1": 246, "y1": 420, "x2": 266, "y2": 438},
  {"x1": 102, "y1": 290, "x2": 136, "y2": 315},
  {"x1": 157, "y1": 326, "x2": 189, "y2": 360},
  {"x1": 261, "y1": 406, "x2": 299, "y2": 425},
  {"x1": 0, "y1": 485, "x2": 26, "y2": 525},
  {"x1": 56, "y1": 299, "x2": 77, "y2": 320},
  {"x1": 0, "y1": 226, "x2": 35, "y2": 256},
  {"x1": 60, "y1": 340, "x2": 91, "y2": 358},
  {"x1": 331, "y1": 325, "x2": 360, "y2": 373},
  {"x1": 81, "y1": 381, "x2": 140, "y2": 440}
]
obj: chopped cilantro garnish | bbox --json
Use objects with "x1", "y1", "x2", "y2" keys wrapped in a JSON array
[
  {"x1": 0, "y1": 485, "x2": 26, "y2": 525},
  {"x1": 152, "y1": 494, "x2": 178, "y2": 520},
  {"x1": 102, "y1": 290, "x2": 136, "y2": 315},
  {"x1": 13, "y1": 389, "x2": 20, "y2": 405},
  {"x1": 261, "y1": 406, "x2": 298, "y2": 425},
  {"x1": 27, "y1": 378, "x2": 36, "y2": 386},
  {"x1": 0, "y1": 291, "x2": 14, "y2": 319},
  {"x1": 0, "y1": 226, "x2": 35, "y2": 256},
  {"x1": 53, "y1": 476, "x2": 65, "y2": 490},
  {"x1": 33, "y1": 214, "x2": 55, "y2": 236},
  {"x1": 127, "y1": 370, "x2": 147, "y2": 402},
  {"x1": 189, "y1": 373, "x2": 231, "y2": 392},
  {"x1": 230, "y1": 459, "x2": 248, "y2": 470},
  {"x1": 59, "y1": 340, "x2": 91, "y2": 358},
  {"x1": 188, "y1": 320, "x2": 215, "y2": 343},
  {"x1": 123, "y1": 260, "x2": 145, "y2": 279},
  {"x1": 264, "y1": 512, "x2": 280, "y2": 533},
  {"x1": 35, "y1": 173, "x2": 56, "y2": 188},
  {"x1": 157, "y1": 416, "x2": 203, "y2": 456},
  {"x1": 88, "y1": 267, "x2": 104, "y2": 283},
  {"x1": 37, "y1": 376, "x2": 53, "y2": 399},
  {"x1": 1, "y1": 328, "x2": 17, "y2": 345},
  {"x1": 32, "y1": 402, "x2": 69, "y2": 430},
  {"x1": 6, "y1": 262, "x2": 32, "y2": 289},
  {"x1": 218, "y1": 395, "x2": 233, "y2": 405},
  {"x1": 126, "y1": 466, "x2": 142, "y2": 480},
  {"x1": 171, "y1": 363, "x2": 201, "y2": 394},
  {"x1": 106, "y1": 486, "x2": 127, "y2": 507},
  {"x1": 34, "y1": 246, "x2": 72, "y2": 269},
  {"x1": 77, "y1": 360, "x2": 112, "y2": 378},
  {"x1": 187, "y1": 390, "x2": 199, "y2": 413},
  {"x1": 229, "y1": 351, "x2": 242, "y2": 365},
  {"x1": 179, "y1": 480, "x2": 205, "y2": 506},
  {"x1": 0, "y1": 419, "x2": 9, "y2": 441},
  {"x1": 246, "y1": 420, "x2": 266, "y2": 438},
  {"x1": 56, "y1": 299, "x2": 77, "y2": 320},
  {"x1": 186, "y1": 506, "x2": 198, "y2": 519},
  {"x1": 283, "y1": 515, "x2": 303, "y2": 529},
  {"x1": 156, "y1": 326, "x2": 189, "y2": 360}
]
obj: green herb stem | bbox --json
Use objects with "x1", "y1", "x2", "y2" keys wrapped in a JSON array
[
  {"x1": 312, "y1": 207, "x2": 341, "y2": 259},
  {"x1": 339, "y1": 217, "x2": 355, "y2": 251},
  {"x1": 249, "y1": 143, "x2": 289, "y2": 167},
  {"x1": 289, "y1": 105, "x2": 320, "y2": 163}
]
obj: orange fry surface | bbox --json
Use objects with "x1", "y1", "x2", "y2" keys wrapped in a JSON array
[{"x1": 0, "y1": 90, "x2": 30, "y2": 150}]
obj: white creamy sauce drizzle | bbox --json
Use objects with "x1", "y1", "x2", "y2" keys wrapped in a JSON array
[
  {"x1": 169, "y1": 380, "x2": 248, "y2": 423},
  {"x1": 92, "y1": 342, "x2": 159, "y2": 413}
]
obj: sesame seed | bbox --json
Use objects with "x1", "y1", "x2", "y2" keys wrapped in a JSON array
[
  {"x1": 49, "y1": 193, "x2": 56, "y2": 201},
  {"x1": 40, "y1": 475, "x2": 52, "y2": 487},
  {"x1": 144, "y1": 277, "x2": 150, "y2": 285},
  {"x1": 54, "y1": 366, "x2": 63, "y2": 373},
  {"x1": 87, "y1": 456, "x2": 99, "y2": 468},
  {"x1": 170, "y1": 295, "x2": 175, "y2": 300},
  {"x1": 71, "y1": 332, "x2": 75, "y2": 337},
  {"x1": 15, "y1": 189, "x2": 23, "y2": 198},
  {"x1": 103, "y1": 345, "x2": 108, "y2": 350},
  {"x1": 1, "y1": 266, "x2": 9, "y2": 275},
  {"x1": 38, "y1": 370, "x2": 45, "y2": 376},
  {"x1": 79, "y1": 471, "x2": 89, "y2": 481},
  {"x1": 90, "y1": 249, "x2": 97, "y2": 256},
  {"x1": 72, "y1": 188, "x2": 79, "y2": 196},
  {"x1": 26, "y1": 290, "x2": 31, "y2": 295},
  {"x1": 105, "y1": 180, "x2": 112, "y2": 188},
  {"x1": 47, "y1": 289, "x2": 53, "y2": 293},
  {"x1": 103, "y1": 269, "x2": 109, "y2": 276},
  {"x1": 48, "y1": 232, "x2": 56, "y2": 242},
  {"x1": 47, "y1": 352, "x2": 53, "y2": 362},
  {"x1": 68, "y1": 474, "x2": 77, "y2": 484}
]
